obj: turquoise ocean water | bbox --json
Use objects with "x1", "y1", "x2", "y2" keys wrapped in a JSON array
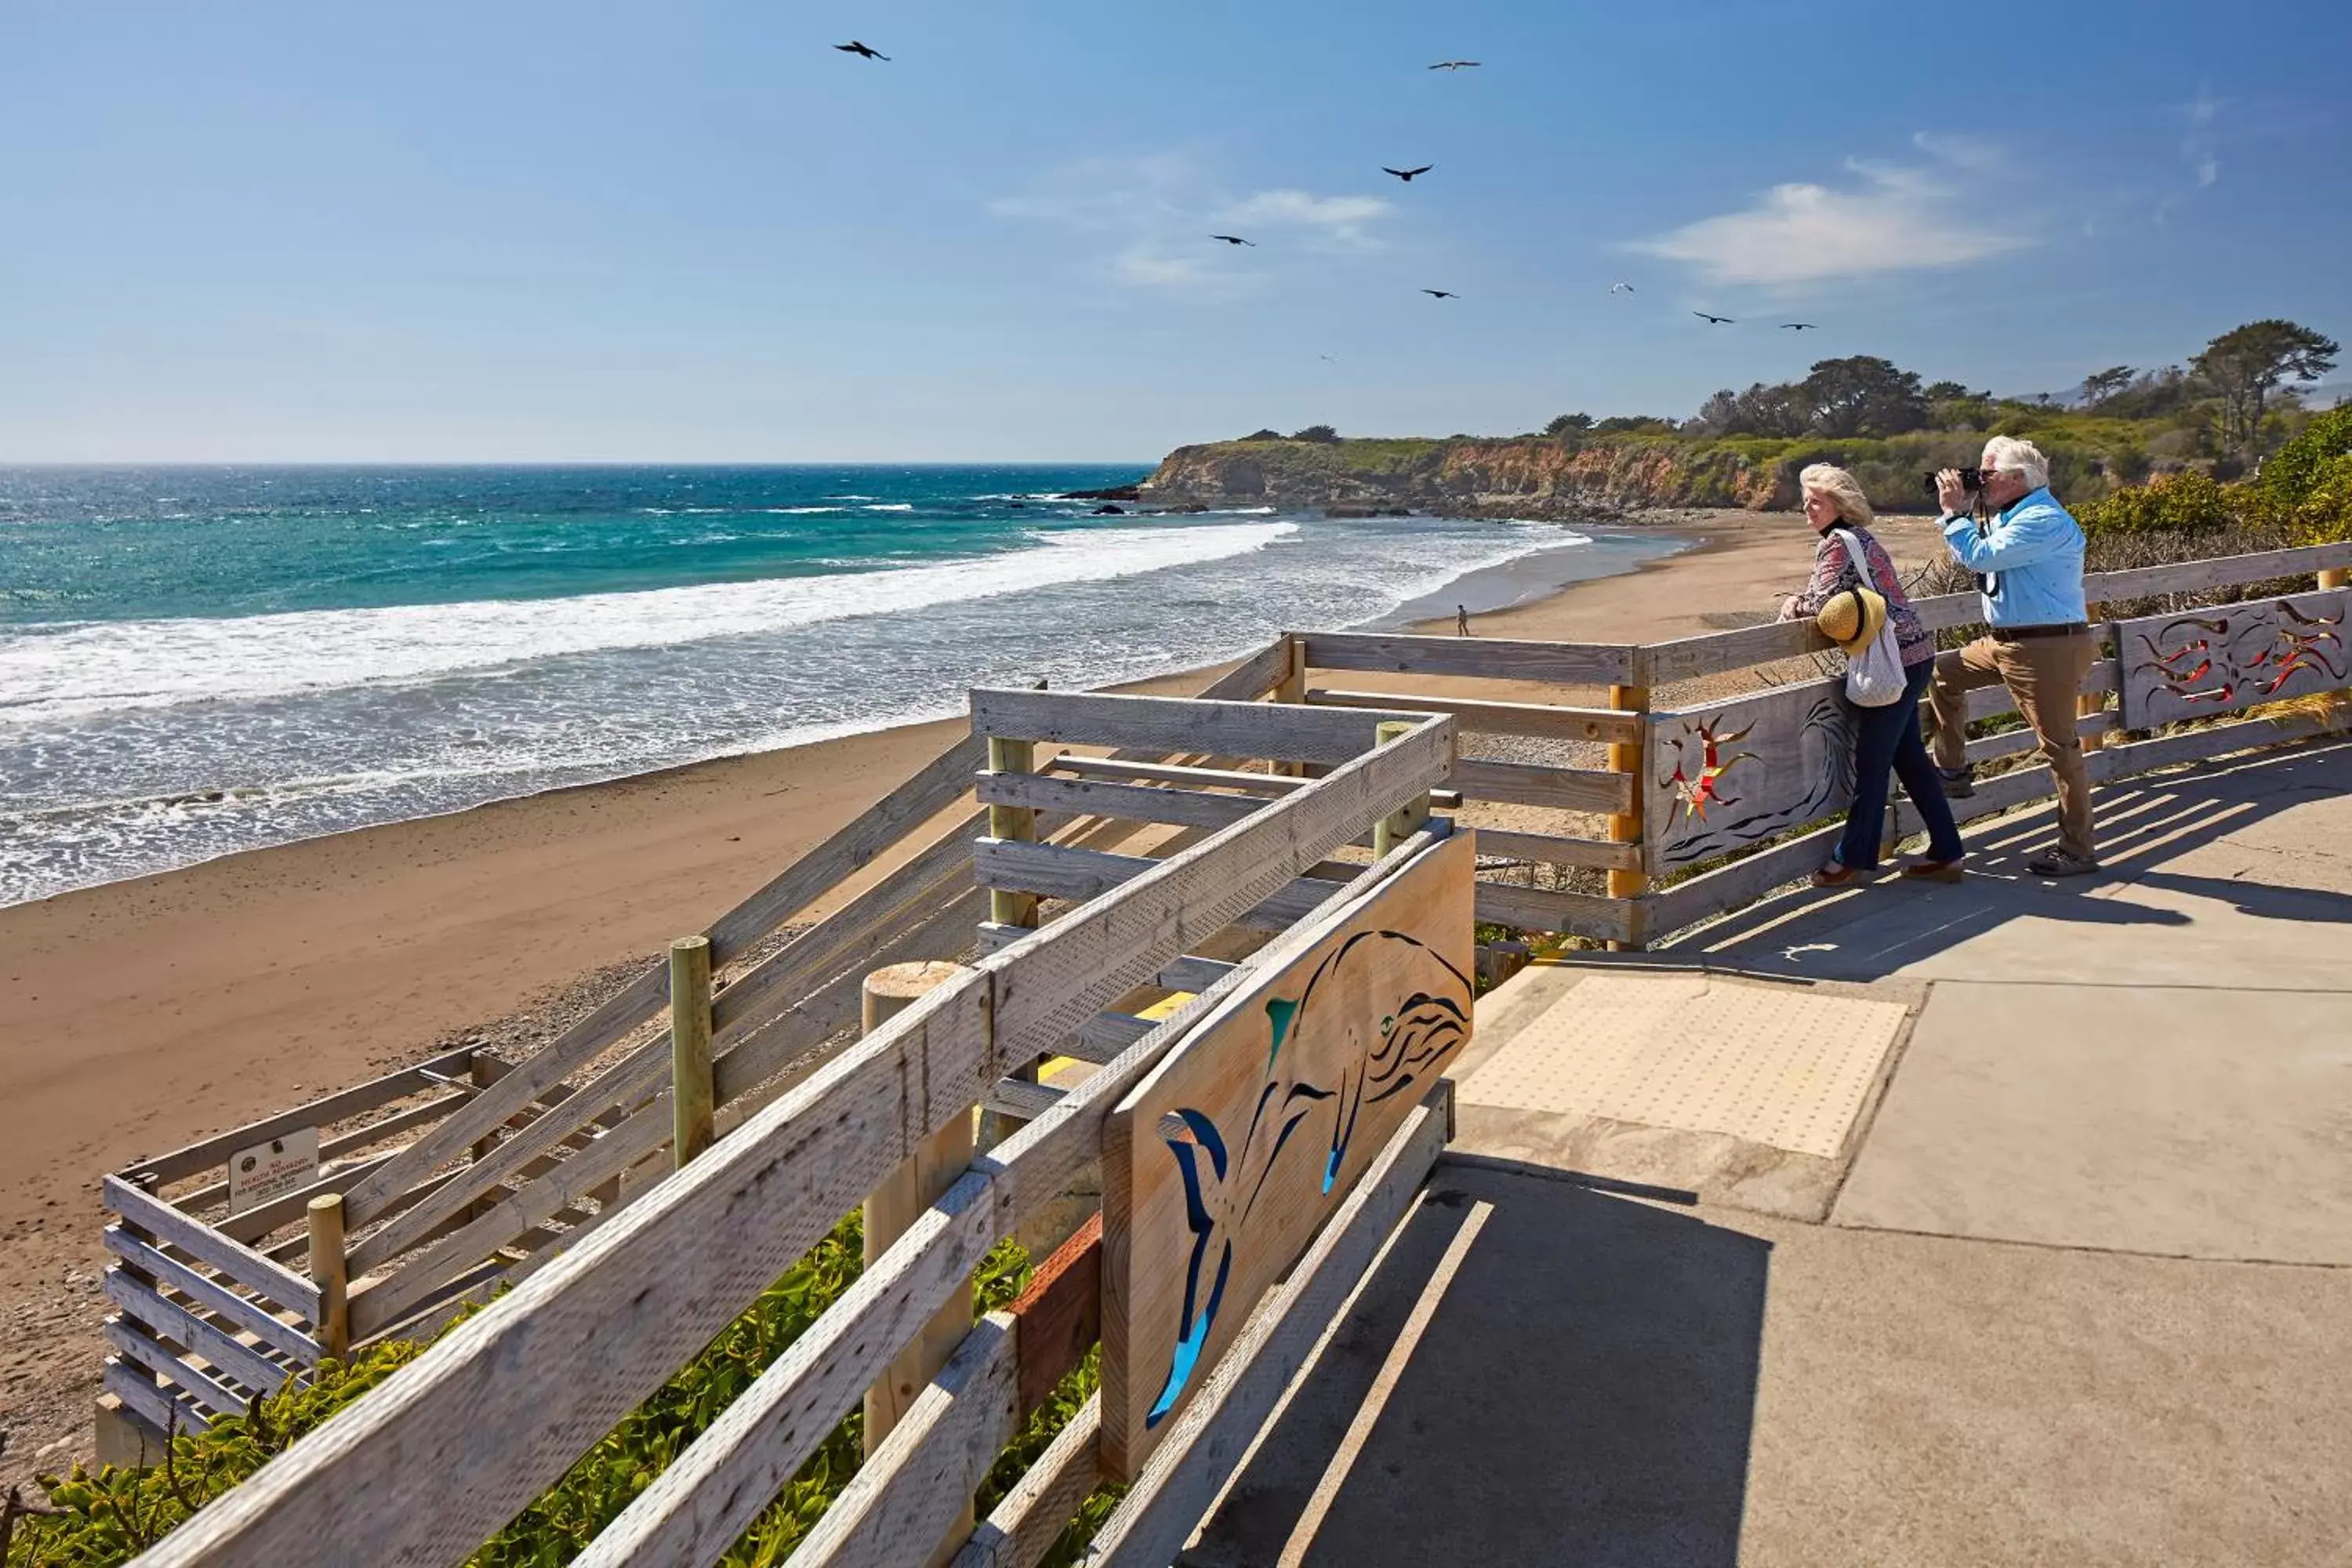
[{"x1": 0, "y1": 466, "x2": 1678, "y2": 906}]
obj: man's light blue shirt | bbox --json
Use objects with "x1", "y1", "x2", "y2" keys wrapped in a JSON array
[{"x1": 1940, "y1": 487, "x2": 2088, "y2": 628}]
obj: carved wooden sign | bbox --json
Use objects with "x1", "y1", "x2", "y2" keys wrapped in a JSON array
[
  {"x1": 1101, "y1": 829, "x2": 1475, "y2": 1481},
  {"x1": 2116, "y1": 590, "x2": 2349, "y2": 729},
  {"x1": 1642, "y1": 677, "x2": 1857, "y2": 873}
]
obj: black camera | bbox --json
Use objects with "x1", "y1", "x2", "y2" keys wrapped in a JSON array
[{"x1": 1920, "y1": 466, "x2": 1984, "y2": 500}]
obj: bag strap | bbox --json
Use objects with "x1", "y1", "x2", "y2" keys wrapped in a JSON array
[{"x1": 1831, "y1": 528, "x2": 1875, "y2": 587}]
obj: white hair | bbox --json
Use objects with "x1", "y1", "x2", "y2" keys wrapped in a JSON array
[
  {"x1": 1797, "y1": 463, "x2": 1873, "y2": 527},
  {"x1": 1980, "y1": 436, "x2": 2050, "y2": 490}
]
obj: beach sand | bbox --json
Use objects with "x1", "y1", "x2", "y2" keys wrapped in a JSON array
[{"x1": 0, "y1": 509, "x2": 1947, "y2": 1481}]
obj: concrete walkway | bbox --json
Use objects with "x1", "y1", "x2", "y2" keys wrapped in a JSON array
[{"x1": 1181, "y1": 738, "x2": 2352, "y2": 1567}]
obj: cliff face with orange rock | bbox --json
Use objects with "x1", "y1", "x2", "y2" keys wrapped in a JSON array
[{"x1": 1138, "y1": 437, "x2": 1798, "y2": 518}]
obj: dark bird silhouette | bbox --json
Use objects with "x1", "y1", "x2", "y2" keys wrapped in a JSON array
[
  {"x1": 1422, "y1": 289, "x2": 1460, "y2": 299},
  {"x1": 833, "y1": 40, "x2": 889, "y2": 60},
  {"x1": 1383, "y1": 165, "x2": 1435, "y2": 182},
  {"x1": 1780, "y1": 321, "x2": 1820, "y2": 331},
  {"x1": 1610, "y1": 281, "x2": 1635, "y2": 294},
  {"x1": 1319, "y1": 353, "x2": 1341, "y2": 362},
  {"x1": 1693, "y1": 310, "x2": 1735, "y2": 325},
  {"x1": 1209, "y1": 234, "x2": 1256, "y2": 246},
  {"x1": 1428, "y1": 60, "x2": 1481, "y2": 71}
]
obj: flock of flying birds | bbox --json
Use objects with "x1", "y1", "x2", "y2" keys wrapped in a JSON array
[{"x1": 831, "y1": 41, "x2": 1825, "y2": 335}]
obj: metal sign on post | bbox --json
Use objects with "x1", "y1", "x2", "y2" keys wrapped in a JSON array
[{"x1": 227, "y1": 1127, "x2": 321, "y2": 1216}]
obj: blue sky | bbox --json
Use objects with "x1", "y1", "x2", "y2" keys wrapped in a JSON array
[{"x1": 2, "y1": 0, "x2": 2346, "y2": 462}]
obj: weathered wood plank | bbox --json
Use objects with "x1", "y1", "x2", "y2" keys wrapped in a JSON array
[
  {"x1": 1194, "y1": 637, "x2": 1294, "y2": 705},
  {"x1": 2114, "y1": 591, "x2": 2349, "y2": 728},
  {"x1": 1302, "y1": 631, "x2": 1635, "y2": 687},
  {"x1": 973, "y1": 689, "x2": 1425, "y2": 765},
  {"x1": 1305, "y1": 688, "x2": 1640, "y2": 745},
  {"x1": 784, "y1": 1315, "x2": 1023, "y2": 1568},
  {"x1": 102, "y1": 1177, "x2": 321, "y2": 1321},
  {"x1": 1472, "y1": 881, "x2": 1639, "y2": 944},
  {"x1": 1071, "y1": 1014, "x2": 1159, "y2": 1065},
  {"x1": 123, "y1": 1046, "x2": 482, "y2": 1189},
  {"x1": 1046, "y1": 757, "x2": 1305, "y2": 794},
  {"x1": 2087, "y1": 709, "x2": 2336, "y2": 782},
  {"x1": 573, "y1": 840, "x2": 1439, "y2": 1568},
  {"x1": 1087, "y1": 1097, "x2": 1447, "y2": 1566},
  {"x1": 1469, "y1": 826, "x2": 1642, "y2": 873},
  {"x1": 971, "y1": 839, "x2": 1357, "y2": 932},
  {"x1": 978, "y1": 771, "x2": 1263, "y2": 832},
  {"x1": 104, "y1": 1319, "x2": 251, "y2": 1415},
  {"x1": 2084, "y1": 542, "x2": 2352, "y2": 602},
  {"x1": 1447, "y1": 758, "x2": 1632, "y2": 814},
  {"x1": 985, "y1": 1078, "x2": 1069, "y2": 1122},
  {"x1": 1642, "y1": 679, "x2": 1851, "y2": 874},
  {"x1": 103, "y1": 1228, "x2": 322, "y2": 1365},
  {"x1": 1156, "y1": 956, "x2": 1236, "y2": 993},
  {"x1": 105, "y1": 1269, "x2": 293, "y2": 1396},
  {"x1": 1639, "y1": 820, "x2": 1848, "y2": 942},
  {"x1": 103, "y1": 1358, "x2": 213, "y2": 1439},
  {"x1": 172, "y1": 1094, "x2": 472, "y2": 1219},
  {"x1": 137, "y1": 749, "x2": 1447, "y2": 1568},
  {"x1": 1101, "y1": 834, "x2": 1474, "y2": 1479},
  {"x1": 946, "y1": 1393, "x2": 1103, "y2": 1568},
  {"x1": 1009, "y1": 1214, "x2": 1104, "y2": 1419}
]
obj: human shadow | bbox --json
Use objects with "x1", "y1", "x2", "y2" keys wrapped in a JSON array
[
  {"x1": 1184, "y1": 1165, "x2": 1768, "y2": 1568},
  {"x1": 1664, "y1": 737, "x2": 2352, "y2": 982}
]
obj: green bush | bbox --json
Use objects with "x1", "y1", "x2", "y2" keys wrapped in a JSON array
[
  {"x1": 2075, "y1": 470, "x2": 2244, "y2": 535},
  {"x1": 6, "y1": 1219, "x2": 1109, "y2": 1568},
  {"x1": 2258, "y1": 407, "x2": 2352, "y2": 543}
]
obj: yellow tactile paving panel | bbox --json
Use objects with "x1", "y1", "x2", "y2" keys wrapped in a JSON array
[{"x1": 1459, "y1": 971, "x2": 1909, "y2": 1160}]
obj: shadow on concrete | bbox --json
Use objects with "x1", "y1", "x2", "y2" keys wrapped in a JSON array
[
  {"x1": 1185, "y1": 1165, "x2": 1769, "y2": 1568},
  {"x1": 1663, "y1": 738, "x2": 2352, "y2": 981}
]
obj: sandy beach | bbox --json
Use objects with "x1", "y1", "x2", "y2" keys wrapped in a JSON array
[{"x1": 0, "y1": 508, "x2": 1947, "y2": 1481}]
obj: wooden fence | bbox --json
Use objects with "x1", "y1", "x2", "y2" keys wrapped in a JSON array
[{"x1": 106, "y1": 537, "x2": 2347, "y2": 1563}]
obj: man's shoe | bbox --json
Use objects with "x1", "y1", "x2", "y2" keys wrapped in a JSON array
[
  {"x1": 1936, "y1": 766, "x2": 1976, "y2": 799},
  {"x1": 2027, "y1": 849, "x2": 2100, "y2": 878}
]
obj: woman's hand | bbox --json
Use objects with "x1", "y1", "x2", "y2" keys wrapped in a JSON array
[
  {"x1": 1775, "y1": 593, "x2": 1800, "y2": 622},
  {"x1": 1935, "y1": 468, "x2": 1972, "y2": 515}
]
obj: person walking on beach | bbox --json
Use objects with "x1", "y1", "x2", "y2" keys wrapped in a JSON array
[
  {"x1": 1926, "y1": 437, "x2": 2099, "y2": 877},
  {"x1": 1777, "y1": 464, "x2": 1965, "y2": 887}
]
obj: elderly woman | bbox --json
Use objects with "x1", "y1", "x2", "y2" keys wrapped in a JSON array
[{"x1": 1777, "y1": 463, "x2": 1965, "y2": 887}]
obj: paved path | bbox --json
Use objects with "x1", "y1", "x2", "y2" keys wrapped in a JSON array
[{"x1": 1181, "y1": 738, "x2": 2352, "y2": 1567}]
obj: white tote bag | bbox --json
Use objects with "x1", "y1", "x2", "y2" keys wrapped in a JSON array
[{"x1": 1834, "y1": 530, "x2": 1908, "y2": 707}]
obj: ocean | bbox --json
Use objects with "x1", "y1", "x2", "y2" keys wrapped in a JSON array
[{"x1": 0, "y1": 465, "x2": 1680, "y2": 906}]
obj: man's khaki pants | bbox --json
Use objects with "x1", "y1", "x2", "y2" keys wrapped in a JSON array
[{"x1": 1926, "y1": 630, "x2": 2098, "y2": 862}]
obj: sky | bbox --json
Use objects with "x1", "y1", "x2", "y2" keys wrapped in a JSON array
[{"x1": 2, "y1": 0, "x2": 2347, "y2": 463}]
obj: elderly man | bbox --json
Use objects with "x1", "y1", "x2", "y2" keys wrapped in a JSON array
[{"x1": 1926, "y1": 436, "x2": 2099, "y2": 877}]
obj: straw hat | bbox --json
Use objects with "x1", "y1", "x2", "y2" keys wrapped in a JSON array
[{"x1": 1816, "y1": 584, "x2": 1889, "y2": 655}]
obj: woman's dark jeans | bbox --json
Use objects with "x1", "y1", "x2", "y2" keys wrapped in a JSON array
[{"x1": 1838, "y1": 659, "x2": 1966, "y2": 870}]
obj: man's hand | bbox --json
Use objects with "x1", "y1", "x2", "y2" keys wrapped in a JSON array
[{"x1": 1935, "y1": 468, "x2": 1972, "y2": 516}]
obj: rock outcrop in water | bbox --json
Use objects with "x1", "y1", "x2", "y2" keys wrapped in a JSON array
[{"x1": 1138, "y1": 437, "x2": 1795, "y2": 519}]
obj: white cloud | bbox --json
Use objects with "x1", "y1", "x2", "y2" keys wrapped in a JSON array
[
  {"x1": 2181, "y1": 84, "x2": 2222, "y2": 188},
  {"x1": 1629, "y1": 151, "x2": 2030, "y2": 285},
  {"x1": 991, "y1": 154, "x2": 1392, "y2": 294}
]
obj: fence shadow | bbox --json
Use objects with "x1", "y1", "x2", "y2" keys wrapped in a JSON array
[
  {"x1": 1185, "y1": 1163, "x2": 1769, "y2": 1568},
  {"x1": 1662, "y1": 736, "x2": 2352, "y2": 981}
]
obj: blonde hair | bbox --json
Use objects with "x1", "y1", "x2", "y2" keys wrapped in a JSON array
[
  {"x1": 1980, "y1": 436, "x2": 2050, "y2": 489},
  {"x1": 1798, "y1": 463, "x2": 1874, "y2": 528}
]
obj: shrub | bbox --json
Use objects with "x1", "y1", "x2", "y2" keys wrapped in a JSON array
[
  {"x1": 2075, "y1": 470, "x2": 2242, "y2": 535},
  {"x1": 1289, "y1": 424, "x2": 1339, "y2": 443}
]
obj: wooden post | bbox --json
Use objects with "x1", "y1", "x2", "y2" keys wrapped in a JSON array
[
  {"x1": 98, "y1": 1173, "x2": 169, "y2": 1464},
  {"x1": 669, "y1": 936, "x2": 715, "y2": 1169},
  {"x1": 1371, "y1": 719, "x2": 1429, "y2": 858},
  {"x1": 2078, "y1": 604, "x2": 2109, "y2": 753},
  {"x1": 307, "y1": 1193, "x2": 350, "y2": 1364},
  {"x1": 985, "y1": 736, "x2": 1040, "y2": 931},
  {"x1": 1606, "y1": 682, "x2": 1650, "y2": 951},
  {"x1": 1273, "y1": 635, "x2": 1308, "y2": 779},
  {"x1": 860, "y1": 960, "x2": 979, "y2": 1563}
]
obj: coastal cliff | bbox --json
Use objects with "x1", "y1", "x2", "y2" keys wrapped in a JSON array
[{"x1": 1138, "y1": 436, "x2": 1795, "y2": 519}]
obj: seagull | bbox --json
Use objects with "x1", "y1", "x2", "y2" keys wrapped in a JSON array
[
  {"x1": 1693, "y1": 310, "x2": 1735, "y2": 325},
  {"x1": 1422, "y1": 289, "x2": 1460, "y2": 299},
  {"x1": 1319, "y1": 353, "x2": 1341, "y2": 361},
  {"x1": 1428, "y1": 60, "x2": 1481, "y2": 71},
  {"x1": 1610, "y1": 281, "x2": 1636, "y2": 294},
  {"x1": 833, "y1": 40, "x2": 889, "y2": 60},
  {"x1": 1383, "y1": 165, "x2": 1435, "y2": 183},
  {"x1": 1780, "y1": 321, "x2": 1820, "y2": 331},
  {"x1": 1209, "y1": 234, "x2": 1255, "y2": 246}
]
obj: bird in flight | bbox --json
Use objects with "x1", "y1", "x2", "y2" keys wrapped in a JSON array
[
  {"x1": 1693, "y1": 310, "x2": 1735, "y2": 325},
  {"x1": 1428, "y1": 60, "x2": 1481, "y2": 71},
  {"x1": 1422, "y1": 289, "x2": 1460, "y2": 299},
  {"x1": 1610, "y1": 281, "x2": 1636, "y2": 295},
  {"x1": 833, "y1": 40, "x2": 889, "y2": 60},
  {"x1": 1383, "y1": 165, "x2": 1435, "y2": 183},
  {"x1": 1780, "y1": 321, "x2": 1820, "y2": 331},
  {"x1": 1319, "y1": 353, "x2": 1341, "y2": 362},
  {"x1": 1209, "y1": 234, "x2": 1255, "y2": 246}
]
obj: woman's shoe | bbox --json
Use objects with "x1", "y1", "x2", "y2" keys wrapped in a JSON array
[
  {"x1": 1810, "y1": 862, "x2": 1859, "y2": 887},
  {"x1": 1900, "y1": 856, "x2": 1965, "y2": 884}
]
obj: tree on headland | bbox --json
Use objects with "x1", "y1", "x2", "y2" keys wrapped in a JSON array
[
  {"x1": 2193, "y1": 320, "x2": 2340, "y2": 458},
  {"x1": 1923, "y1": 380, "x2": 1973, "y2": 401},
  {"x1": 1799, "y1": 356, "x2": 1929, "y2": 438},
  {"x1": 1290, "y1": 424, "x2": 1340, "y2": 442},
  {"x1": 1240, "y1": 427, "x2": 1283, "y2": 441},
  {"x1": 2081, "y1": 365, "x2": 2136, "y2": 407},
  {"x1": 1544, "y1": 412, "x2": 1595, "y2": 437}
]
